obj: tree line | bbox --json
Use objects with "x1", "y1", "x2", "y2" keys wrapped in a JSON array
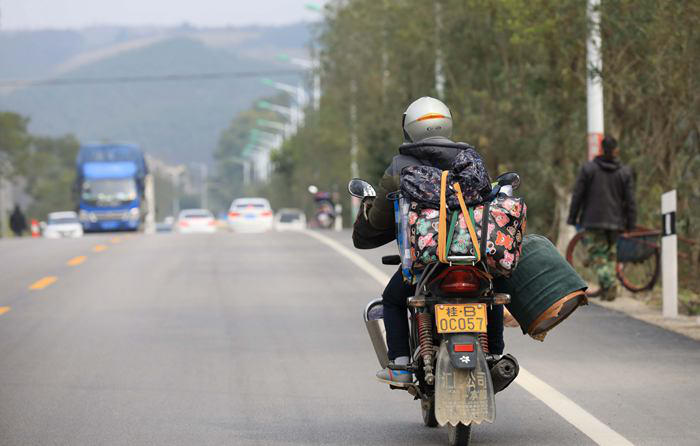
[
  {"x1": 273, "y1": 0, "x2": 698, "y2": 236},
  {"x1": 0, "y1": 112, "x2": 80, "y2": 229},
  {"x1": 269, "y1": 3, "x2": 692, "y2": 229},
  {"x1": 212, "y1": 1, "x2": 698, "y2": 289}
]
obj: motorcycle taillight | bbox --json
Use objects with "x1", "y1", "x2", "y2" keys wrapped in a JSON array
[{"x1": 438, "y1": 266, "x2": 481, "y2": 294}]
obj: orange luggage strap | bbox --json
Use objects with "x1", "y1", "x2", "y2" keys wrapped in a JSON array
[
  {"x1": 453, "y1": 182, "x2": 482, "y2": 262},
  {"x1": 437, "y1": 171, "x2": 449, "y2": 263}
]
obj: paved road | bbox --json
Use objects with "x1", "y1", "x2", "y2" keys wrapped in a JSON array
[{"x1": 0, "y1": 230, "x2": 698, "y2": 445}]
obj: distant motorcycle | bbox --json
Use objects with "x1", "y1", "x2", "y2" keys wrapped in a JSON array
[
  {"x1": 308, "y1": 185, "x2": 336, "y2": 229},
  {"x1": 350, "y1": 175, "x2": 521, "y2": 446}
]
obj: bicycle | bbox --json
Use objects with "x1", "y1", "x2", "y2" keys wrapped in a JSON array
[{"x1": 565, "y1": 227, "x2": 661, "y2": 297}]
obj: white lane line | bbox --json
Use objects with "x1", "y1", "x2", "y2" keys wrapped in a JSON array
[
  {"x1": 304, "y1": 229, "x2": 635, "y2": 446},
  {"x1": 516, "y1": 368, "x2": 634, "y2": 445},
  {"x1": 304, "y1": 230, "x2": 392, "y2": 285}
]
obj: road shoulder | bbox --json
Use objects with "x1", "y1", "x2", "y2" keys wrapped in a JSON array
[{"x1": 591, "y1": 295, "x2": 700, "y2": 341}]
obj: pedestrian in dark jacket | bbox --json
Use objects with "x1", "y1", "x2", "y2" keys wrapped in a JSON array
[
  {"x1": 9, "y1": 204, "x2": 28, "y2": 237},
  {"x1": 352, "y1": 97, "x2": 504, "y2": 387},
  {"x1": 567, "y1": 136, "x2": 636, "y2": 300}
]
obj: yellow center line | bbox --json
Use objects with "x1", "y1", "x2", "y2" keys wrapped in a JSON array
[
  {"x1": 0, "y1": 307, "x2": 10, "y2": 316},
  {"x1": 29, "y1": 276, "x2": 57, "y2": 291},
  {"x1": 111, "y1": 236, "x2": 122, "y2": 244},
  {"x1": 93, "y1": 244, "x2": 108, "y2": 253},
  {"x1": 67, "y1": 255, "x2": 87, "y2": 266}
]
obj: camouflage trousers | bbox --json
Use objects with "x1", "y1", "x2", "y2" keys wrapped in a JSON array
[{"x1": 585, "y1": 230, "x2": 619, "y2": 296}]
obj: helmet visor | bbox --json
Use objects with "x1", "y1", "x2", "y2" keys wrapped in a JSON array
[{"x1": 402, "y1": 113, "x2": 412, "y2": 142}]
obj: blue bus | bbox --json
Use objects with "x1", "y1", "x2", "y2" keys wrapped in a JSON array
[{"x1": 76, "y1": 144, "x2": 147, "y2": 232}]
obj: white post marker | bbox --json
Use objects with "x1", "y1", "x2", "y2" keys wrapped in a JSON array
[
  {"x1": 661, "y1": 190, "x2": 678, "y2": 318},
  {"x1": 586, "y1": 0, "x2": 604, "y2": 161}
]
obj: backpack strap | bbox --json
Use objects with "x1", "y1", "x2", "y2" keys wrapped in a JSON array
[
  {"x1": 453, "y1": 182, "x2": 481, "y2": 262},
  {"x1": 480, "y1": 201, "x2": 490, "y2": 265},
  {"x1": 445, "y1": 211, "x2": 459, "y2": 259},
  {"x1": 437, "y1": 170, "x2": 449, "y2": 263}
]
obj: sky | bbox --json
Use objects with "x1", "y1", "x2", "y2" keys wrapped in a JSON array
[{"x1": 0, "y1": 0, "x2": 326, "y2": 30}]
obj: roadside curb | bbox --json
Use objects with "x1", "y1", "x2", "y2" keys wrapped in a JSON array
[{"x1": 589, "y1": 296, "x2": 700, "y2": 341}]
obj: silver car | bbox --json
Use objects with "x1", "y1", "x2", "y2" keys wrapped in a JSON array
[
  {"x1": 227, "y1": 198, "x2": 273, "y2": 233},
  {"x1": 176, "y1": 209, "x2": 217, "y2": 234},
  {"x1": 274, "y1": 208, "x2": 307, "y2": 231}
]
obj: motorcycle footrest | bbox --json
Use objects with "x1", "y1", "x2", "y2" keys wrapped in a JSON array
[{"x1": 387, "y1": 363, "x2": 417, "y2": 372}]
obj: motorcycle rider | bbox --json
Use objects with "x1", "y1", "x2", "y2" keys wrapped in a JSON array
[{"x1": 352, "y1": 97, "x2": 505, "y2": 386}]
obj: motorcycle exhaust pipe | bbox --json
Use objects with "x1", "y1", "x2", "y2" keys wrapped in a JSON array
[
  {"x1": 490, "y1": 354, "x2": 519, "y2": 394},
  {"x1": 364, "y1": 298, "x2": 389, "y2": 368}
]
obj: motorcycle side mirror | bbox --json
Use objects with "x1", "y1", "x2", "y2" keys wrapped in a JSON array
[
  {"x1": 347, "y1": 178, "x2": 377, "y2": 199},
  {"x1": 496, "y1": 172, "x2": 521, "y2": 191},
  {"x1": 308, "y1": 185, "x2": 319, "y2": 194}
]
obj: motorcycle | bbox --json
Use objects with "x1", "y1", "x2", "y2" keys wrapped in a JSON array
[
  {"x1": 349, "y1": 174, "x2": 521, "y2": 446},
  {"x1": 307, "y1": 185, "x2": 337, "y2": 229}
]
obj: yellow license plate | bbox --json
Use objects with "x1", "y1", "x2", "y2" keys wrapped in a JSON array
[{"x1": 435, "y1": 303, "x2": 488, "y2": 333}]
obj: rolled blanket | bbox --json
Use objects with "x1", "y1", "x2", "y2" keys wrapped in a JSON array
[
  {"x1": 495, "y1": 234, "x2": 588, "y2": 339},
  {"x1": 400, "y1": 147, "x2": 492, "y2": 209}
]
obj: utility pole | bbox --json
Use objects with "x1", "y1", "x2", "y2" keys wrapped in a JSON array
[
  {"x1": 349, "y1": 79, "x2": 360, "y2": 219},
  {"x1": 170, "y1": 166, "x2": 186, "y2": 217},
  {"x1": 199, "y1": 163, "x2": 208, "y2": 210},
  {"x1": 434, "y1": 1, "x2": 446, "y2": 100},
  {"x1": 0, "y1": 160, "x2": 10, "y2": 238},
  {"x1": 302, "y1": 3, "x2": 323, "y2": 110},
  {"x1": 258, "y1": 100, "x2": 295, "y2": 138},
  {"x1": 586, "y1": 0, "x2": 604, "y2": 160},
  {"x1": 0, "y1": 177, "x2": 6, "y2": 238},
  {"x1": 144, "y1": 173, "x2": 156, "y2": 234}
]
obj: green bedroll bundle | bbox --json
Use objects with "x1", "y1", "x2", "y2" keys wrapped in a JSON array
[{"x1": 495, "y1": 234, "x2": 588, "y2": 340}]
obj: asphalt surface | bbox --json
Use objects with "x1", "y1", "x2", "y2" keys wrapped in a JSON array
[{"x1": 0, "y1": 230, "x2": 698, "y2": 446}]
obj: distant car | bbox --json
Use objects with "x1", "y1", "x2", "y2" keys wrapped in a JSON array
[
  {"x1": 155, "y1": 216, "x2": 174, "y2": 233},
  {"x1": 43, "y1": 211, "x2": 84, "y2": 239},
  {"x1": 228, "y1": 198, "x2": 273, "y2": 233},
  {"x1": 274, "y1": 208, "x2": 307, "y2": 231},
  {"x1": 176, "y1": 209, "x2": 217, "y2": 234}
]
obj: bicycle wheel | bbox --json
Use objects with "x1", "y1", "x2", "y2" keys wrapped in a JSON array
[
  {"x1": 565, "y1": 232, "x2": 601, "y2": 297},
  {"x1": 616, "y1": 249, "x2": 660, "y2": 293}
]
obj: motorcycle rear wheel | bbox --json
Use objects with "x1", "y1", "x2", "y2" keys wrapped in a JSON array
[
  {"x1": 447, "y1": 423, "x2": 472, "y2": 446},
  {"x1": 421, "y1": 396, "x2": 438, "y2": 427}
]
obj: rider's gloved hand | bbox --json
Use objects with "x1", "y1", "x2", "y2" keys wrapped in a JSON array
[{"x1": 361, "y1": 196, "x2": 375, "y2": 220}]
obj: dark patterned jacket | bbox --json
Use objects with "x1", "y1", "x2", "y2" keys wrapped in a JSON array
[
  {"x1": 567, "y1": 156, "x2": 636, "y2": 231},
  {"x1": 352, "y1": 137, "x2": 479, "y2": 249}
]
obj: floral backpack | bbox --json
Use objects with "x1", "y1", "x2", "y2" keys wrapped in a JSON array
[{"x1": 396, "y1": 148, "x2": 526, "y2": 281}]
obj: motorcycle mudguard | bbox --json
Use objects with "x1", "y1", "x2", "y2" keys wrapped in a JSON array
[
  {"x1": 444, "y1": 334, "x2": 480, "y2": 370},
  {"x1": 435, "y1": 340, "x2": 496, "y2": 426}
]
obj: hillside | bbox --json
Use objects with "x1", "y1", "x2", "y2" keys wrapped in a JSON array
[{"x1": 0, "y1": 24, "x2": 310, "y2": 163}]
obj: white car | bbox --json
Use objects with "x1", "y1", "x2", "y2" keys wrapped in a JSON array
[
  {"x1": 44, "y1": 211, "x2": 84, "y2": 239},
  {"x1": 228, "y1": 198, "x2": 273, "y2": 233},
  {"x1": 274, "y1": 208, "x2": 307, "y2": 231},
  {"x1": 176, "y1": 209, "x2": 217, "y2": 234}
]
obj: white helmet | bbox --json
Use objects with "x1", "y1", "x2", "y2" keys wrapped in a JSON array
[{"x1": 402, "y1": 96, "x2": 453, "y2": 142}]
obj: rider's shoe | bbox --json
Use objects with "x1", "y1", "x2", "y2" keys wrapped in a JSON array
[{"x1": 376, "y1": 356, "x2": 413, "y2": 387}]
